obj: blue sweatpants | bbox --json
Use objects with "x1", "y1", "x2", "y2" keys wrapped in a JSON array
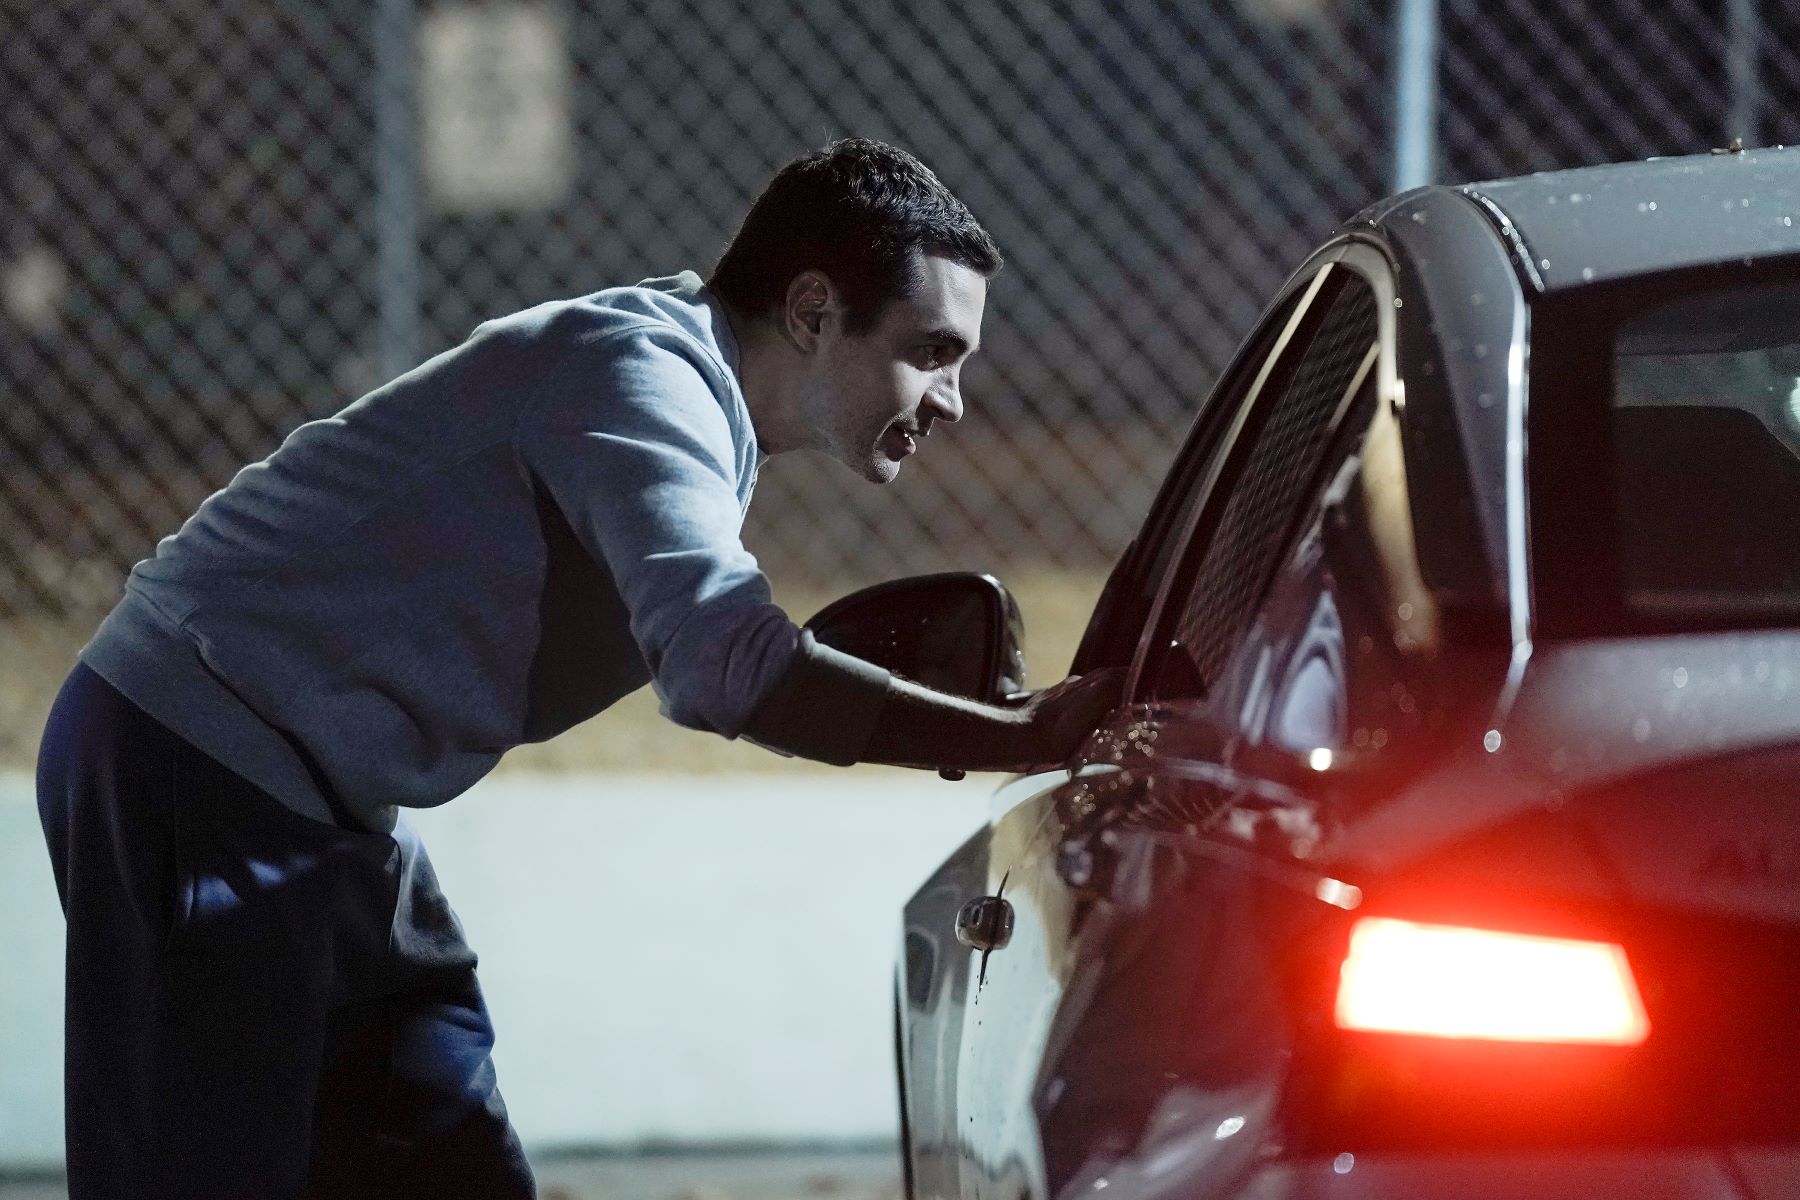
[{"x1": 35, "y1": 663, "x2": 536, "y2": 1199}]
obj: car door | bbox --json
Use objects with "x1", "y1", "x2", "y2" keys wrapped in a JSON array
[
  {"x1": 942, "y1": 247, "x2": 1393, "y2": 1200},
  {"x1": 896, "y1": 258, "x2": 1322, "y2": 1199}
]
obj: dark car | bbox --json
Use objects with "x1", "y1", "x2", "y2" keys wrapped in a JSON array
[{"x1": 812, "y1": 146, "x2": 1800, "y2": 1199}]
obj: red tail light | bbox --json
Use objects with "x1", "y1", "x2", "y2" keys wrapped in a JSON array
[{"x1": 1335, "y1": 917, "x2": 1651, "y2": 1045}]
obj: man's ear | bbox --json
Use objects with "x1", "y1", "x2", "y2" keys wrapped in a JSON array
[{"x1": 782, "y1": 270, "x2": 836, "y2": 354}]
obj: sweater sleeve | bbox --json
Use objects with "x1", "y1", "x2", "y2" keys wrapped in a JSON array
[
  {"x1": 738, "y1": 628, "x2": 892, "y2": 766},
  {"x1": 520, "y1": 324, "x2": 804, "y2": 739}
]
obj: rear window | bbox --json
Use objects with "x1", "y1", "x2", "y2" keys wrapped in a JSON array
[{"x1": 1612, "y1": 280, "x2": 1800, "y2": 623}]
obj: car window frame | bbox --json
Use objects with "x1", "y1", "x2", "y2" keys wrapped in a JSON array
[
  {"x1": 1125, "y1": 239, "x2": 1400, "y2": 703},
  {"x1": 1069, "y1": 268, "x2": 1334, "y2": 677},
  {"x1": 1147, "y1": 277, "x2": 1383, "y2": 701}
]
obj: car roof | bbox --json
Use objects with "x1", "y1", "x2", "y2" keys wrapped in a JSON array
[{"x1": 1461, "y1": 145, "x2": 1800, "y2": 291}]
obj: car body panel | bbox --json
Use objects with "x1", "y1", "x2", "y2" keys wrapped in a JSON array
[
  {"x1": 900, "y1": 823, "x2": 992, "y2": 1199},
  {"x1": 958, "y1": 765, "x2": 1313, "y2": 1199},
  {"x1": 1336, "y1": 632, "x2": 1800, "y2": 909},
  {"x1": 1236, "y1": 1149, "x2": 1744, "y2": 1199},
  {"x1": 1732, "y1": 1147, "x2": 1800, "y2": 1200}
]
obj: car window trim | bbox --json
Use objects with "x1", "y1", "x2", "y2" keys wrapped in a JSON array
[
  {"x1": 1118, "y1": 266, "x2": 1332, "y2": 693},
  {"x1": 1127, "y1": 240, "x2": 1400, "y2": 702},
  {"x1": 1070, "y1": 273, "x2": 1331, "y2": 675}
]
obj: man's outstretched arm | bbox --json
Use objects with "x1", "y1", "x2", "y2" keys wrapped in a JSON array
[{"x1": 741, "y1": 630, "x2": 1123, "y2": 773}]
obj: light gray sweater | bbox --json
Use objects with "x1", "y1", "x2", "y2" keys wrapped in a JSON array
[{"x1": 83, "y1": 273, "x2": 890, "y2": 832}]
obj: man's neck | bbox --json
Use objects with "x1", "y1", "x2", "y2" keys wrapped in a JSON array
[{"x1": 720, "y1": 301, "x2": 808, "y2": 457}]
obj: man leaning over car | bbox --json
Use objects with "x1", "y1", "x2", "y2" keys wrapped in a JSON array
[{"x1": 35, "y1": 138, "x2": 1122, "y2": 1199}]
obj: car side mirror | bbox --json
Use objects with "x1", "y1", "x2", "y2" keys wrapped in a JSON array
[{"x1": 803, "y1": 572, "x2": 1026, "y2": 705}]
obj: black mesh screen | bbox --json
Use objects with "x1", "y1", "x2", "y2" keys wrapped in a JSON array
[{"x1": 1165, "y1": 276, "x2": 1378, "y2": 692}]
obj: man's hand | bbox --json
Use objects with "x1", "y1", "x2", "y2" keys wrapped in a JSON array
[
  {"x1": 857, "y1": 663, "x2": 1127, "y2": 775},
  {"x1": 1002, "y1": 666, "x2": 1128, "y2": 771},
  {"x1": 749, "y1": 632, "x2": 1130, "y2": 776}
]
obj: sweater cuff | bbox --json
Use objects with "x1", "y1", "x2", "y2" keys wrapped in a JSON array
[{"x1": 739, "y1": 629, "x2": 891, "y2": 766}]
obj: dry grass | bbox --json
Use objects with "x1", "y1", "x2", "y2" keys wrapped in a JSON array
[
  {"x1": 0, "y1": 567, "x2": 1107, "y2": 774},
  {"x1": 0, "y1": 615, "x2": 90, "y2": 768}
]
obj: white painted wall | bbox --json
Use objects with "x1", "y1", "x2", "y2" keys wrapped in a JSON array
[
  {"x1": 0, "y1": 775, "x2": 63, "y2": 1169},
  {"x1": 0, "y1": 769, "x2": 990, "y2": 1169}
]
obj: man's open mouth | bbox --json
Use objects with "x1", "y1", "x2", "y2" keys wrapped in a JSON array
[{"x1": 882, "y1": 424, "x2": 918, "y2": 460}]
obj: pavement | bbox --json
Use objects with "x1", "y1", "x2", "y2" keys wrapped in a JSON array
[{"x1": 0, "y1": 1146, "x2": 905, "y2": 1200}]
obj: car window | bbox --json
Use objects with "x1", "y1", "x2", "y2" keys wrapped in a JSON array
[
  {"x1": 1243, "y1": 377, "x2": 1450, "y2": 774},
  {"x1": 1612, "y1": 279, "x2": 1800, "y2": 623},
  {"x1": 1070, "y1": 279, "x2": 1323, "y2": 675},
  {"x1": 1146, "y1": 270, "x2": 1381, "y2": 701}
]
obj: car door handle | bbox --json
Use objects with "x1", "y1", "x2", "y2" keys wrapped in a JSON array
[{"x1": 955, "y1": 895, "x2": 1014, "y2": 953}]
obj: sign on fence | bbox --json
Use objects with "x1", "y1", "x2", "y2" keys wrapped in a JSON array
[{"x1": 420, "y1": 2, "x2": 573, "y2": 214}]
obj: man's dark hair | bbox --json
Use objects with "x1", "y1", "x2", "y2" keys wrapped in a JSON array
[{"x1": 709, "y1": 138, "x2": 1002, "y2": 334}]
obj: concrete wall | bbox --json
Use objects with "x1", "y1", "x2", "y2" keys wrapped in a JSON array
[{"x1": 0, "y1": 769, "x2": 989, "y2": 1169}]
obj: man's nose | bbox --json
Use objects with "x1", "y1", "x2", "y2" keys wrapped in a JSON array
[{"x1": 926, "y1": 380, "x2": 964, "y2": 425}]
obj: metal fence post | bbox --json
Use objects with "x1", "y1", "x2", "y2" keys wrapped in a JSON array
[
  {"x1": 1393, "y1": 0, "x2": 1439, "y2": 191},
  {"x1": 375, "y1": 0, "x2": 420, "y2": 381},
  {"x1": 1727, "y1": 0, "x2": 1761, "y2": 147}
]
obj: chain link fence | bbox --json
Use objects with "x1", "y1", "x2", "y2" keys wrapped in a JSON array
[{"x1": 2, "y1": 0, "x2": 1792, "y2": 761}]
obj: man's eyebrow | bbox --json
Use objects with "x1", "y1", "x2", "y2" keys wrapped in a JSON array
[{"x1": 922, "y1": 328, "x2": 976, "y2": 357}]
